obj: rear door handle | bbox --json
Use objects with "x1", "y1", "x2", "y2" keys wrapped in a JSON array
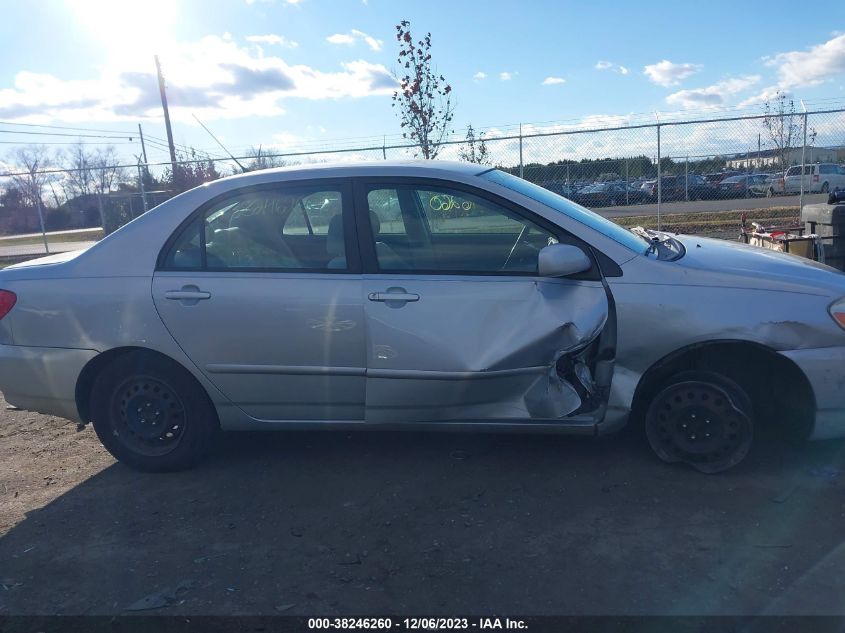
[
  {"x1": 368, "y1": 291, "x2": 419, "y2": 303},
  {"x1": 165, "y1": 286, "x2": 211, "y2": 301}
]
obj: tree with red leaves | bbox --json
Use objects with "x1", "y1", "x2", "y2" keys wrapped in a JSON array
[{"x1": 391, "y1": 20, "x2": 454, "y2": 159}]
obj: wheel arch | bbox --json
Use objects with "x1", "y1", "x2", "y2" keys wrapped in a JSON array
[
  {"x1": 75, "y1": 346, "x2": 218, "y2": 426},
  {"x1": 629, "y1": 339, "x2": 816, "y2": 440}
]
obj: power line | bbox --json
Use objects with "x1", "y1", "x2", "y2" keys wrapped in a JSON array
[
  {"x1": 0, "y1": 120, "x2": 136, "y2": 135},
  {"x1": 0, "y1": 128, "x2": 134, "y2": 140},
  {"x1": 0, "y1": 140, "x2": 139, "y2": 145}
]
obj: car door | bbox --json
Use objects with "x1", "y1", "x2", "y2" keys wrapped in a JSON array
[
  {"x1": 152, "y1": 179, "x2": 366, "y2": 422},
  {"x1": 354, "y1": 178, "x2": 610, "y2": 424}
]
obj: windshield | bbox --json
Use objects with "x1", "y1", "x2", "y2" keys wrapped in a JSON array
[{"x1": 480, "y1": 169, "x2": 648, "y2": 255}]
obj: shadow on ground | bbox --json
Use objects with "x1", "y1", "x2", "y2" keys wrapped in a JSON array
[{"x1": 2, "y1": 427, "x2": 845, "y2": 615}]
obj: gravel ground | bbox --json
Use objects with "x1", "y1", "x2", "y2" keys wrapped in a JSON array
[{"x1": 1, "y1": 396, "x2": 845, "y2": 616}]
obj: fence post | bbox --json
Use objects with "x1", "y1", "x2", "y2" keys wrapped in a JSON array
[
  {"x1": 656, "y1": 123, "x2": 662, "y2": 231},
  {"x1": 625, "y1": 158, "x2": 629, "y2": 205},
  {"x1": 137, "y1": 162, "x2": 149, "y2": 215},
  {"x1": 35, "y1": 195, "x2": 49, "y2": 255},
  {"x1": 96, "y1": 192, "x2": 107, "y2": 234},
  {"x1": 519, "y1": 123, "x2": 524, "y2": 179},
  {"x1": 800, "y1": 103, "x2": 808, "y2": 213},
  {"x1": 382, "y1": 136, "x2": 386, "y2": 160},
  {"x1": 685, "y1": 155, "x2": 689, "y2": 201}
]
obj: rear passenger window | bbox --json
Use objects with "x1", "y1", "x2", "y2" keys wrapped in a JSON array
[
  {"x1": 162, "y1": 217, "x2": 202, "y2": 269},
  {"x1": 160, "y1": 184, "x2": 350, "y2": 271}
]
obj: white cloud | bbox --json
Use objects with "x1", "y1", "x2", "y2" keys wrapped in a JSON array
[
  {"x1": 246, "y1": 34, "x2": 298, "y2": 48},
  {"x1": 764, "y1": 33, "x2": 845, "y2": 89},
  {"x1": 326, "y1": 29, "x2": 383, "y2": 52},
  {"x1": 499, "y1": 71, "x2": 514, "y2": 81},
  {"x1": 0, "y1": 34, "x2": 396, "y2": 124},
  {"x1": 473, "y1": 72, "x2": 487, "y2": 81},
  {"x1": 643, "y1": 60, "x2": 702, "y2": 87},
  {"x1": 595, "y1": 61, "x2": 628, "y2": 75},
  {"x1": 665, "y1": 75, "x2": 760, "y2": 109},
  {"x1": 542, "y1": 76, "x2": 566, "y2": 85}
]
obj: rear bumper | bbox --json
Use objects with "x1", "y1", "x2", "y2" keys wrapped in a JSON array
[
  {"x1": 0, "y1": 345, "x2": 96, "y2": 422},
  {"x1": 780, "y1": 346, "x2": 845, "y2": 440}
]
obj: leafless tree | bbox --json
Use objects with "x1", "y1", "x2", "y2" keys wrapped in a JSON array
[
  {"x1": 5, "y1": 145, "x2": 55, "y2": 239},
  {"x1": 243, "y1": 146, "x2": 288, "y2": 172},
  {"x1": 458, "y1": 125, "x2": 490, "y2": 165},
  {"x1": 762, "y1": 91, "x2": 816, "y2": 175},
  {"x1": 9, "y1": 145, "x2": 53, "y2": 209},
  {"x1": 61, "y1": 143, "x2": 97, "y2": 200},
  {"x1": 391, "y1": 20, "x2": 454, "y2": 159}
]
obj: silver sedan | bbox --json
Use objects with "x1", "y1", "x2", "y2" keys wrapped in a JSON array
[{"x1": 1, "y1": 161, "x2": 843, "y2": 473}]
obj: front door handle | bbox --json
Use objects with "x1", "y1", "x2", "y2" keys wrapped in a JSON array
[{"x1": 368, "y1": 290, "x2": 420, "y2": 303}]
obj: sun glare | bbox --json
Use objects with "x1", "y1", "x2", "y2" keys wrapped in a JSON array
[{"x1": 67, "y1": 0, "x2": 178, "y2": 65}]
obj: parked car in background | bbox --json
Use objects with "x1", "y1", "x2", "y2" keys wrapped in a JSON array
[
  {"x1": 717, "y1": 174, "x2": 759, "y2": 198},
  {"x1": 3, "y1": 161, "x2": 845, "y2": 476},
  {"x1": 747, "y1": 174, "x2": 784, "y2": 198},
  {"x1": 644, "y1": 175, "x2": 713, "y2": 201},
  {"x1": 705, "y1": 172, "x2": 741, "y2": 186},
  {"x1": 574, "y1": 182, "x2": 633, "y2": 207},
  {"x1": 541, "y1": 182, "x2": 580, "y2": 199},
  {"x1": 784, "y1": 163, "x2": 845, "y2": 194}
]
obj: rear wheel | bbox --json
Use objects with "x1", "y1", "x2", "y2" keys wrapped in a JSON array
[
  {"x1": 821, "y1": 182, "x2": 830, "y2": 193},
  {"x1": 644, "y1": 371, "x2": 753, "y2": 473},
  {"x1": 90, "y1": 352, "x2": 218, "y2": 472}
]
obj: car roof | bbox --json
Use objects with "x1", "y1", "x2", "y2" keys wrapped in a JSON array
[{"x1": 215, "y1": 159, "x2": 488, "y2": 184}]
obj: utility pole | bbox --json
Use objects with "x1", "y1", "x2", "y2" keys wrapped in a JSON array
[
  {"x1": 137, "y1": 123, "x2": 150, "y2": 182},
  {"x1": 154, "y1": 55, "x2": 179, "y2": 179}
]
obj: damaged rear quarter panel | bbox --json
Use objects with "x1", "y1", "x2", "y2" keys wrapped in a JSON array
[{"x1": 363, "y1": 276, "x2": 608, "y2": 423}]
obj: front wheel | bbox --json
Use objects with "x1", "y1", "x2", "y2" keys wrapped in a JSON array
[
  {"x1": 90, "y1": 352, "x2": 219, "y2": 472},
  {"x1": 644, "y1": 371, "x2": 753, "y2": 473}
]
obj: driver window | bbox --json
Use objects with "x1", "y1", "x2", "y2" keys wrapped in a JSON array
[{"x1": 367, "y1": 185, "x2": 557, "y2": 274}]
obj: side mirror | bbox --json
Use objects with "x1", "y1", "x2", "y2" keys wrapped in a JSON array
[{"x1": 538, "y1": 244, "x2": 592, "y2": 277}]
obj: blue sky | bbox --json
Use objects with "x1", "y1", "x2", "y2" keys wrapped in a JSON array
[{"x1": 1, "y1": 0, "x2": 844, "y2": 166}]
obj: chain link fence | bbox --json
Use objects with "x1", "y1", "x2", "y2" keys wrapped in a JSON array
[{"x1": 1, "y1": 107, "x2": 844, "y2": 262}]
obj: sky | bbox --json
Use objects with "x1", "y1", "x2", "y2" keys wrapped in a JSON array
[{"x1": 1, "y1": 0, "x2": 845, "y2": 169}]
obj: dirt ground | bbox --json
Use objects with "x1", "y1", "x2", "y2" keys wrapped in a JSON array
[{"x1": 1, "y1": 396, "x2": 845, "y2": 617}]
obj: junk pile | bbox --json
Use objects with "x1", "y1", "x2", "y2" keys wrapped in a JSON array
[{"x1": 740, "y1": 191, "x2": 845, "y2": 268}]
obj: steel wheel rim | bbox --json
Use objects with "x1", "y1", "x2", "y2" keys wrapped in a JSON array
[
  {"x1": 110, "y1": 375, "x2": 187, "y2": 457},
  {"x1": 647, "y1": 381, "x2": 752, "y2": 473}
]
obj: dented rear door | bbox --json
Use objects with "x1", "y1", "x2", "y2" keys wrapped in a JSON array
[{"x1": 356, "y1": 179, "x2": 610, "y2": 424}]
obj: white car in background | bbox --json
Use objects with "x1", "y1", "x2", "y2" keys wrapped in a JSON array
[{"x1": 784, "y1": 163, "x2": 845, "y2": 194}]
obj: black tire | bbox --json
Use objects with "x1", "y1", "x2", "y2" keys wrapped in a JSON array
[
  {"x1": 90, "y1": 351, "x2": 219, "y2": 472},
  {"x1": 644, "y1": 371, "x2": 753, "y2": 474},
  {"x1": 821, "y1": 182, "x2": 830, "y2": 194},
  {"x1": 766, "y1": 188, "x2": 774, "y2": 198}
]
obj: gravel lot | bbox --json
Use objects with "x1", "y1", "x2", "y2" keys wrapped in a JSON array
[{"x1": 1, "y1": 396, "x2": 845, "y2": 616}]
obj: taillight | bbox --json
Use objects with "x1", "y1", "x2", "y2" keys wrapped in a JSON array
[
  {"x1": 0, "y1": 290, "x2": 16, "y2": 320},
  {"x1": 813, "y1": 174, "x2": 819, "y2": 182}
]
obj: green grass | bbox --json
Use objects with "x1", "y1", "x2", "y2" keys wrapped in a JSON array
[{"x1": 0, "y1": 228, "x2": 103, "y2": 248}]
